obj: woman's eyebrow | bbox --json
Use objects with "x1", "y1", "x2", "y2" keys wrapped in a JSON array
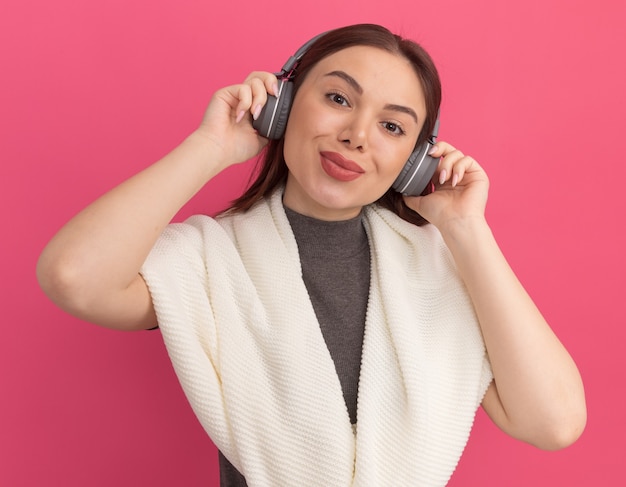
[
  {"x1": 385, "y1": 104, "x2": 418, "y2": 124},
  {"x1": 324, "y1": 70, "x2": 363, "y2": 94},
  {"x1": 323, "y1": 70, "x2": 419, "y2": 124}
]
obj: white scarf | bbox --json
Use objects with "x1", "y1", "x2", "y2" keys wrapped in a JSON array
[{"x1": 140, "y1": 189, "x2": 492, "y2": 486}]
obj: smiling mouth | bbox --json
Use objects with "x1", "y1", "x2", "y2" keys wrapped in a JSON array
[{"x1": 320, "y1": 151, "x2": 365, "y2": 182}]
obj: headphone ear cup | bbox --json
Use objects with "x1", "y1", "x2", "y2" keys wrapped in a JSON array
[
  {"x1": 252, "y1": 80, "x2": 294, "y2": 140},
  {"x1": 252, "y1": 95, "x2": 277, "y2": 139},
  {"x1": 267, "y1": 81, "x2": 293, "y2": 139},
  {"x1": 392, "y1": 142, "x2": 440, "y2": 196}
]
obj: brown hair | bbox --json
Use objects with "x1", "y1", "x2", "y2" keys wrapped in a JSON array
[{"x1": 228, "y1": 23, "x2": 442, "y2": 226}]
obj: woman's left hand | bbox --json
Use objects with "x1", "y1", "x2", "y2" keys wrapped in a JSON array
[{"x1": 403, "y1": 141, "x2": 490, "y2": 232}]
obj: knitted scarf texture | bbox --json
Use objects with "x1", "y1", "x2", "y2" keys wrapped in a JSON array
[{"x1": 140, "y1": 189, "x2": 492, "y2": 486}]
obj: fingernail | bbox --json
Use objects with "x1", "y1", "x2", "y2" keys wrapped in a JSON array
[
  {"x1": 428, "y1": 145, "x2": 437, "y2": 155},
  {"x1": 272, "y1": 83, "x2": 279, "y2": 96},
  {"x1": 439, "y1": 169, "x2": 447, "y2": 185},
  {"x1": 451, "y1": 173, "x2": 459, "y2": 187},
  {"x1": 235, "y1": 110, "x2": 245, "y2": 123},
  {"x1": 252, "y1": 104, "x2": 262, "y2": 121}
]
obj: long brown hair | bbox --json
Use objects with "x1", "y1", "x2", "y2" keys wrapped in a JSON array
[{"x1": 229, "y1": 24, "x2": 442, "y2": 226}]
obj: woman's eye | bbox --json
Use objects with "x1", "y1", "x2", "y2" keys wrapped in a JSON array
[
  {"x1": 382, "y1": 122, "x2": 406, "y2": 136},
  {"x1": 328, "y1": 92, "x2": 349, "y2": 107}
]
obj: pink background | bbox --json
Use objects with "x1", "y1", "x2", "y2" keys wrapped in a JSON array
[{"x1": 2, "y1": 0, "x2": 624, "y2": 485}]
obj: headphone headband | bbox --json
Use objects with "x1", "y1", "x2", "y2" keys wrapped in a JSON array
[{"x1": 278, "y1": 31, "x2": 329, "y2": 78}]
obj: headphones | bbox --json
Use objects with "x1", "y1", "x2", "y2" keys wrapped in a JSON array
[{"x1": 252, "y1": 31, "x2": 441, "y2": 197}]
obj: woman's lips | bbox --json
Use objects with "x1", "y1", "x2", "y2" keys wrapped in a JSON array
[{"x1": 320, "y1": 151, "x2": 365, "y2": 182}]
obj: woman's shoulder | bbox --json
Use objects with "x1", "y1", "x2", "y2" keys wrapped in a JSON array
[
  {"x1": 366, "y1": 203, "x2": 442, "y2": 241},
  {"x1": 365, "y1": 203, "x2": 456, "y2": 276}
]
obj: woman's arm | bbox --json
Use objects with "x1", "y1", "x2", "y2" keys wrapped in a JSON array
[
  {"x1": 406, "y1": 143, "x2": 586, "y2": 450},
  {"x1": 442, "y1": 214, "x2": 586, "y2": 450},
  {"x1": 37, "y1": 73, "x2": 278, "y2": 330}
]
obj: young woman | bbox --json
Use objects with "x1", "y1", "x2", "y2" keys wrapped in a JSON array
[{"x1": 37, "y1": 24, "x2": 586, "y2": 486}]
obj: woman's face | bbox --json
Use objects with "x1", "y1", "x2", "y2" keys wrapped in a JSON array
[{"x1": 282, "y1": 45, "x2": 427, "y2": 221}]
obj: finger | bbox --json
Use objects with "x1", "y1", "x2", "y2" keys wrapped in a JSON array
[
  {"x1": 243, "y1": 72, "x2": 280, "y2": 121},
  {"x1": 233, "y1": 84, "x2": 254, "y2": 123},
  {"x1": 244, "y1": 71, "x2": 280, "y2": 97},
  {"x1": 451, "y1": 156, "x2": 471, "y2": 186},
  {"x1": 246, "y1": 77, "x2": 268, "y2": 121},
  {"x1": 437, "y1": 149, "x2": 465, "y2": 185},
  {"x1": 451, "y1": 155, "x2": 481, "y2": 187},
  {"x1": 429, "y1": 141, "x2": 459, "y2": 185},
  {"x1": 428, "y1": 140, "x2": 456, "y2": 158}
]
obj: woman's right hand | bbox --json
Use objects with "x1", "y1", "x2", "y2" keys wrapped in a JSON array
[
  {"x1": 36, "y1": 72, "x2": 281, "y2": 331},
  {"x1": 195, "y1": 71, "x2": 280, "y2": 170}
]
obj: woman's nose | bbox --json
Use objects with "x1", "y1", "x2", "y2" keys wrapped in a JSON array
[{"x1": 338, "y1": 115, "x2": 369, "y2": 151}]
